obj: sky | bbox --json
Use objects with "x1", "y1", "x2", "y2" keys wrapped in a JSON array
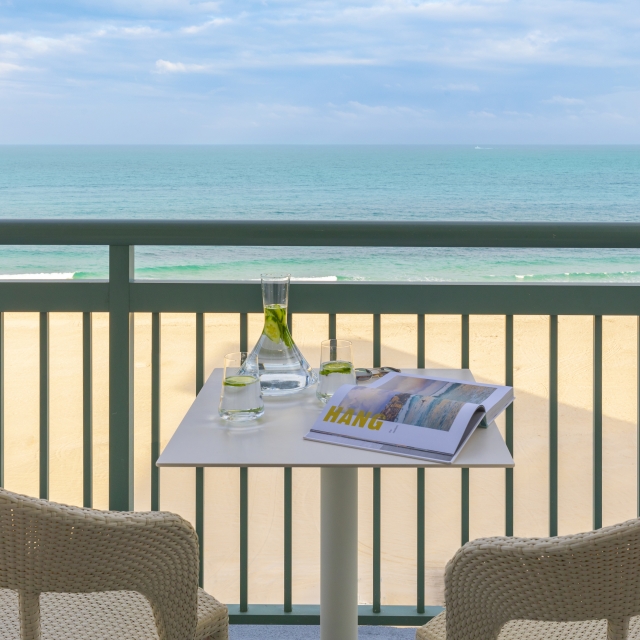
[{"x1": 0, "y1": 0, "x2": 639, "y2": 144}]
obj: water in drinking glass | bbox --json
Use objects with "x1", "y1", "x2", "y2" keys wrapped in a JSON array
[
  {"x1": 316, "y1": 339, "x2": 356, "y2": 403},
  {"x1": 219, "y1": 353, "x2": 265, "y2": 421}
]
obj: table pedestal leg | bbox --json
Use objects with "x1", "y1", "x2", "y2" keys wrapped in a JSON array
[{"x1": 321, "y1": 467, "x2": 358, "y2": 640}]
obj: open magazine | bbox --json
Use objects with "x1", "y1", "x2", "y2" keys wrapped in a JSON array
[{"x1": 305, "y1": 372, "x2": 514, "y2": 463}]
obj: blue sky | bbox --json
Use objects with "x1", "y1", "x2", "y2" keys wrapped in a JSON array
[{"x1": 0, "y1": 0, "x2": 639, "y2": 143}]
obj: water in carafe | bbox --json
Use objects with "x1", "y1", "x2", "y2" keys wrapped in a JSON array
[{"x1": 241, "y1": 275, "x2": 317, "y2": 395}]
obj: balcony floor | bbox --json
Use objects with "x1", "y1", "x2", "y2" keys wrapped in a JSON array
[{"x1": 230, "y1": 625, "x2": 417, "y2": 638}]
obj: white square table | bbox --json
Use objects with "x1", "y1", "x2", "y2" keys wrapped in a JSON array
[{"x1": 158, "y1": 368, "x2": 514, "y2": 640}]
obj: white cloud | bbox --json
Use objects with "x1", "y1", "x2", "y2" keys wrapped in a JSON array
[
  {"x1": 181, "y1": 17, "x2": 233, "y2": 34},
  {"x1": 0, "y1": 32, "x2": 83, "y2": 56},
  {"x1": 0, "y1": 61, "x2": 24, "y2": 74},
  {"x1": 439, "y1": 83, "x2": 480, "y2": 91},
  {"x1": 297, "y1": 54, "x2": 375, "y2": 66},
  {"x1": 120, "y1": 26, "x2": 159, "y2": 36},
  {"x1": 155, "y1": 59, "x2": 211, "y2": 73},
  {"x1": 329, "y1": 101, "x2": 432, "y2": 118},
  {"x1": 469, "y1": 110, "x2": 496, "y2": 118},
  {"x1": 543, "y1": 95, "x2": 585, "y2": 105}
]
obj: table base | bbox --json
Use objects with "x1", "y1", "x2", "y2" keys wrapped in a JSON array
[{"x1": 321, "y1": 467, "x2": 358, "y2": 640}]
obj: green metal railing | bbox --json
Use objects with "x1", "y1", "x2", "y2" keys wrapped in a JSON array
[{"x1": 1, "y1": 220, "x2": 640, "y2": 626}]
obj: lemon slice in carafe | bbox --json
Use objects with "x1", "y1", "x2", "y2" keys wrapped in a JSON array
[{"x1": 263, "y1": 316, "x2": 281, "y2": 342}]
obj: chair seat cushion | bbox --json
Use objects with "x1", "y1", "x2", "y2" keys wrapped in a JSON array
[
  {"x1": 417, "y1": 611, "x2": 640, "y2": 640},
  {"x1": 0, "y1": 587, "x2": 228, "y2": 640}
]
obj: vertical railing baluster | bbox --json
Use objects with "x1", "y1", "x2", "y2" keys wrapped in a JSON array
[
  {"x1": 240, "y1": 313, "x2": 248, "y2": 353},
  {"x1": 416, "y1": 313, "x2": 425, "y2": 613},
  {"x1": 417, "y1": 467, "x2": 425, "y2": 614},
  {"x1": 329, "y1": 314, "x2": 337, "y2": 340},
  {"x1": 83, "y1": 312, "x2": 92, "y2": 508},
  {"x1": 461, "y1": 315, "x2": 470, "y2": 545},
  {"x1": 284, "y1": 307, "x2": 294, "y2": 613},
  {"x1": 151, "y1": 312, "x2": 161, "y2": 512},
  {"x1": 505, "y1": 315, "x2": 514, "y2": 536},
  {"x1": 638, "y1": 316, "x2": 640, "y2": 518},
  {"x1": 373, "y1": 314, "x2": 381, "y2": 368},
  {"x1": 593, "y1": 315, "x2": 603, "y2": 530},
  {"x1": 549, "y1": 315, "x2": 558, "y2": 537},
  {"x1": 417, "y1": 314, "x2": 425, "y2": 369},
  {"x1": 240, "y1": 466, "x2": 249, "y2": 612},
  {"x1": 372, "y1": 313, "x2": 382, "y2": 612},
  {"x1": 460, "y1": 469, "x2": 469, "y2": 545},
  {"x1": 284, "y1": 466, "x2": 292, "y2": 613},
  {"x1": 239, "y1": 311, "x2": 249, "y2": 611},
  {"x1": 109, "y1": 245, "x2": 134, "y2": 511},
  {"x1": 0, "y1": 312, "x2": 4, "y2": 488},
  {"x1": 196, "y1": 313, "x2": 205, "y2": 588},
  {"x1": 373, "y1": 466, "x2": 381, "y2": 614},
  {"x1": 40, "y1": 311, "x2": 49, "y2": 500},
  {"x1": 461, "y1": 315, "x2": 470, "y2": 368}
]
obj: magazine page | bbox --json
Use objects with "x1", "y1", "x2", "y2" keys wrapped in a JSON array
[
  {"x1": 367, "y1": 372, "x2": 513, "y2": 425},
  {"x1": 307, "y1": 383, "x2": 484, "y2": 457}
]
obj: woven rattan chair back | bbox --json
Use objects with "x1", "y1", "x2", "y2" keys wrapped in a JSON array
[
  {"x1": 0, "y1": 488, "x2": 200, "y2": 640},
  {"x1": 441, "y1": 517, "x2": 640, "y2": 640}
]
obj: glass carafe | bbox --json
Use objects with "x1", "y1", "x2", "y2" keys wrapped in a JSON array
[{"x1": 241, "y1": 275, "x2": 317, "y2": 395}]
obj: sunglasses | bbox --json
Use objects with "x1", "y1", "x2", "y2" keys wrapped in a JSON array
[{"x1": 355, "y1": 366, "x2": 401, "y2": 382}]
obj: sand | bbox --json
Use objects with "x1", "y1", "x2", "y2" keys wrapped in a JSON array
[{"x1": 2, "y1": 312, "x2": 638, "y2": 608}]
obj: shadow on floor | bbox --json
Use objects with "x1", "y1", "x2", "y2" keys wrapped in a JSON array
[{"x1": 229, "y1": 625, "x2": 417, "y2": 638}]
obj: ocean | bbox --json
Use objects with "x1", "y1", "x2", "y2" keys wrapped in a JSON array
[{"x1": 1, "y1": 145, "x2": 639, "y2": 282}]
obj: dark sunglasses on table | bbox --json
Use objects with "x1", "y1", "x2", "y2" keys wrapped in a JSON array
[{"x1": 355, "y1": 366, "x2": 401, "y2": 382}]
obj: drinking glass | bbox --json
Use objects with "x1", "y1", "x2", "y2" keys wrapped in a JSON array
[
  {"x1": 219, "y1": 352, "x2": 264, "y2": 421},
  {"x1": 316, "y1": 339, "x2": 356, "y2": 403}
]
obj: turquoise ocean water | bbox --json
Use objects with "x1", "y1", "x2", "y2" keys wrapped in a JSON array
[{"x1": 0, "y1": 145, "x2": 639, "y2": 282}]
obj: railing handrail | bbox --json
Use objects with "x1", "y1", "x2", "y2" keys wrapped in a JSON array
[{"x1": 3, "y1": 219, "x2": 640, "y2": 247}]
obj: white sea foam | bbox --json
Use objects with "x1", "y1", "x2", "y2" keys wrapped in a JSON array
[
  {"x1": 248, "y1": 275, "x2": 338, "y2": 282},
  {"x1": 290, "y1": 276, "x2": 338, "y2": 281},
  {"x1": 0, "y1": 273, "x2": 75, "y2": 280}
]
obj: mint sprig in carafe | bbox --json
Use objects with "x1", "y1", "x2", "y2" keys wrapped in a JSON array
[{"x1": 241, "y1": 275, "x2": 317, "y2": 395}]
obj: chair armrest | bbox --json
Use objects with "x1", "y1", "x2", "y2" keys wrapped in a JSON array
[
  {"x1": 0, "y1": 491, "x2": 199, "y2": 640},
  {"x1": 444, "y1": 519, "x2": 640, "y2": 640}
]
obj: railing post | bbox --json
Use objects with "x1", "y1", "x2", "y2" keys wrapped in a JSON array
[{"x1": 109, "y1": 245, "x2": 134, "y2": 511}]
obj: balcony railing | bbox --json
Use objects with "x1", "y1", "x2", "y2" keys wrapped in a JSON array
[{"x1": 1, "y1": 219, "x2": 640, "y2": 626}]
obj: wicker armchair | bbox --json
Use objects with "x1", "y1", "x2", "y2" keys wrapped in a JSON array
[
  {"x1": 0, "y1": 488, "x2": 228, "y2": 640},
  {"x1": 417, "y1": 518, "x2": 640, "y2": 640}
]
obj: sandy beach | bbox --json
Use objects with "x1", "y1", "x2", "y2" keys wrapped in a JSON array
[{"x1": 2, "y1": 312, "x2": 637, "y2": 607}]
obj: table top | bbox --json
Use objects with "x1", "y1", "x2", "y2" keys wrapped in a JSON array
[{"x1": 157, "y1": 368, "x2": 514, "y2": 468}]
